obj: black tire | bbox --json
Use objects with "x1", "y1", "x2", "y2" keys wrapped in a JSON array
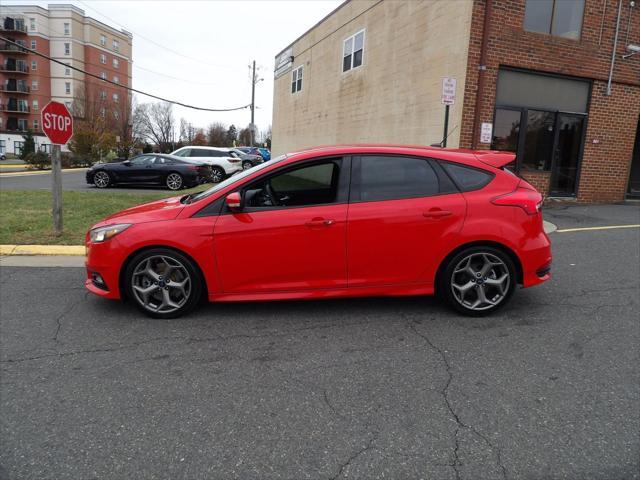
[
  {"x1": 210, "y1": 166, "x2": 226, "y2": 183},
  {"x1": 440, "y1": 246, "x2": 516, "y2": 317},
  {"x1": 93, "y1": 170, "x2": 111, "y2": 188},
  {"x1": 242, "y1": 161, "x2": 253, "y2": 170},
  {"x1": 165, "y1": 172, "x2": 183, "y2": 190},
  {"x1": 124, "y1": 248, "x2": 203, "y2": 319}
]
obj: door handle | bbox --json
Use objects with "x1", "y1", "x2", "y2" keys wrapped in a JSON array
[
  {"x1": 305, "y1": 218, "x2": 335, "y2": 227},
  {"x1": 423, "y1": 210, "x2": 452, "y2": 218}
]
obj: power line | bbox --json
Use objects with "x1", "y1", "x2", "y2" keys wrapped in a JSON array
[
  {"x1": 0, "y1": 37, "x2": 251, "y2": 112},
  {"x1": 75, "y1": 0, "x2": 236, "y2": 71}
]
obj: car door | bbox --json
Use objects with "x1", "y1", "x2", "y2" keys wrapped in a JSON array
[
  {"x1": 124, "y1": 155, "x2": 155, "y2": 182},
  {"x1": 347, "y1": 155, "x2": 466, "y2": 288},
  {"x1": 213, "y1": 157, "x2": 349, "y2": 293}
]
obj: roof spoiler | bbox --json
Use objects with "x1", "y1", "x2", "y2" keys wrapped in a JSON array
[{"x1": 474, "y1": 151, "x2": 516, "y2": 169}]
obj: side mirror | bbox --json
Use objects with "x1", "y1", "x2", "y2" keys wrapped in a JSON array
[
  {"x1": 123, "y1": 160, "x2": 131, "y2": 166},
  {"x1": 226, "y1": 192, "x2": 242, "y2": 211}
]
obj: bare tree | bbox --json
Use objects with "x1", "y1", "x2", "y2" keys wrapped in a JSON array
[
  {"x1": 206, "y1": 122, "x2": 227, "y2": 147},
  {"x1": 179, "y1": 118, "x2": 197, "y2": 144},
  {"x1": 238, "y1": 127, "x2": 252, "y2": 146},
  {"x1": 134, "y1": 101, "x2": 175, "y2": 152}
]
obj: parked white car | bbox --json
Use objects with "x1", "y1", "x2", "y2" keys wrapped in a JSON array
[{"x1": 170, "y1": 146, "x2": 243, "y2": 182}]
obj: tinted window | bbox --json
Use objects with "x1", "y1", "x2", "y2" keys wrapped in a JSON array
[
  {"x1": 523, "y1": 0, "x2": 584, "y2": 39},
  {"x1": 442, "y1": 163, "x2": 493, "y2": 192},
  {"x1": 129, "y1": 155, "x2": 153, "y2": 166},
  {"x1": 357, "y1": 156, "x2": 439, "y2": 202},
  {"x1": 245, "y1": 161, "x2": 340, "y2": 208},
  {"x1": 173, "y1": 149, "x2": 190, "y2": 157},
  {"x1": 154, "y1": 157, "x2": 176, "y2": 165}
]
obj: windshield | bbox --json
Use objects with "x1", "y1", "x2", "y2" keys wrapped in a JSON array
[{"x1": 189, "y1": 154, "x2": 288, "y2": 203}]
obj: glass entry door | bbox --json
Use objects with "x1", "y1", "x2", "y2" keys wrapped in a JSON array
[{"x1": 549, "y1": 113, "x2": 585, "y2": 196}]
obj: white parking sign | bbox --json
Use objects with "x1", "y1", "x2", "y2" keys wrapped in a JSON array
[{"x1": 441, "y1": 77, "x2": 457, "y2": 106}]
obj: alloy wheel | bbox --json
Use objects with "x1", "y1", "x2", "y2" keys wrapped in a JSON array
[
  {"x1": 211, "y1": 168, "x2": 224, "y2": 183},
  {"x1": 94, "y1": 171, "x2": 110, "y2": 188},
  {"x1": 131, "y1": 255, "x2": 192, "y2": 314},
  {"x1": 450, "y1": 252, "x2": 510, "y2": 311},
  {"x1": 166, "y1": 173, "x2": 183, "y2": 190}
]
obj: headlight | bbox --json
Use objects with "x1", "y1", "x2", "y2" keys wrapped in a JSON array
[{"x1": 89, "y1": 223, "x2": 131, "y2": 243}]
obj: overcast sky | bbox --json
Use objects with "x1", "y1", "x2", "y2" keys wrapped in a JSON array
[{"x1": 4, "y1": 0, "x2": 343, "y2": 137}]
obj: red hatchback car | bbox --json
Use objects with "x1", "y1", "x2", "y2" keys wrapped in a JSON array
[{"x1": 85, "y1": 145, "x2": 551, "y2": 318}]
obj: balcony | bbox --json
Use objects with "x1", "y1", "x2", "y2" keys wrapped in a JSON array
[
  {"x1": 0, "y1": 63, "x2": 29, "y2": 74},
  {"x1": 3, "y1": 118, "x2": 29, "y2": 132},
  {"x1": 1, "y1": 84, "x2": 30, "y2": 94},
  {"x1": 1, "y1": 104, "x2": 30, "y2": 114},
  {"x1": 0, "y1": 42, "x2": 28, "y2": 54},
  {"x1": 1, "y1": 18, "x2": 28, "y2": 34}
]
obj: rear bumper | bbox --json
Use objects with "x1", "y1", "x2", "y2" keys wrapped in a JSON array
[{"x1": 520, "y1": 231, "x2": 552, "y2": 288}]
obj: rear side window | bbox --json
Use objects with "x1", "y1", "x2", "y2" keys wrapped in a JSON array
[
  {"x1": 173, "y1": 149, "x2": 190, "y2": 157},
  {"x1": 441, "y1": 162, "x2": 494, "y2": 191},
  {"x1": 356, "y1": 155, "x2": 439, "y2": 202}
]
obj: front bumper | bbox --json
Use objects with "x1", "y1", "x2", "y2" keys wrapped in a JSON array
[{"x1": 85, "y1": 237, "x2": 125, "y2": 300}]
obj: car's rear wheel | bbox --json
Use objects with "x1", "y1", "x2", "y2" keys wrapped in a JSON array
[
  {"x1": 210, "y1": 166, "x2": 225, "y2": 183},
  {"x1": 93, "y1": 170, "x2": 111, "y2": 188},
  {"x1": 441, "y1": 246, "x2": 515, "y2": 316},
  {"x1": 166, "y1": 172, "x2": 183, "y2": 190},
  {"x1": 125, "y1": 248, "x2": 202, "y2": 319}
]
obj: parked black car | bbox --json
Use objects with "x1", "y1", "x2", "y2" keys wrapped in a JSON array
[{"x1": 86, "y1": 154, "x2": 211, "y2": 190}]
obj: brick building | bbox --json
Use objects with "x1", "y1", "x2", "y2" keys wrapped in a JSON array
[
  {"x1": 272, "y1": 0, "x2": 640, "y2": 202},
  {"x1": 0, "y1": 4, "x2": 132, "y2": 154}
]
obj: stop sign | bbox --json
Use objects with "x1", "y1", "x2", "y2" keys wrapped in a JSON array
[{"x1": 41, "y1": 101, "x2": 73, "y2": 145}]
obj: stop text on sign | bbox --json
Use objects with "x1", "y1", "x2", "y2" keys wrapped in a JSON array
[{"x1": 42, "y1": 112, "x2": 71, "y2": 132}]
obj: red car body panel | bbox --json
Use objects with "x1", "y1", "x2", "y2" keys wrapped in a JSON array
[{"x1": 85, "y1": 145, "x2": 551, "y2": 303}]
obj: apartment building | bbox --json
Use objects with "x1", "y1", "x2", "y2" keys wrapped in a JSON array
[
  {"x1": 272, "y1": 0, "x2": 640, "y2": 203},
  {"x1": 0, "y1": 4, "x2": 132, "y2": 154}
]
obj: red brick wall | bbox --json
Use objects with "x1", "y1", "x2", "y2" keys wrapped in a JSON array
[{"x1": 460, "y1": 0, "x2": 640, "y2": 203}]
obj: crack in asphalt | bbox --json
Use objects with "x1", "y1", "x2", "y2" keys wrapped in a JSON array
[
  {"x1": 406, "y1": 318, "x2": 508, "y2": 480},
  {"x1": 329, "y1": 432, "x2": 378, "y2": 480},
  {"x1": 53, "y1": 292, "x2": 89, "y2": 343}
]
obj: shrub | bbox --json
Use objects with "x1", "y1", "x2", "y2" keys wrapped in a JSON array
[{"x1": 24, "y1": 151, "x2": 50, "y2": 170}]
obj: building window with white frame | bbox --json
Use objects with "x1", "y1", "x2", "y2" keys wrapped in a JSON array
[
  {"x1": 113, "y1": 75, "x2": 119, "y2": 84},
  {"x1": 31, "y1": 79, "x2": 38, "y2": 91},
  {"x1": 100, "y1": 34, "x2": 106, "y2": 46},
  {"x1": 100, "y1": 91, "x2": 107, "y2": 100},
  {"x1": 113, "y1": 57, "x2": 119, "y2": 68},
  {"x1": 100, "y1": 107, "x2": 106, "y2": 118},
  {"x1": 100, "y1": 71, "x2": 106, "y2": 80},
  {"x1": 291, "y1": 65, "x2": 303, "y2": 93},
  {"x1": 32, "y1": 99, "x2": 39, "y2": 111},
  {"x1": 31, "y1": 39, "x2": 36, "y2": 50},
  {"x1": 65, "y1": 63, "x2": 71, "y2": 75},
  {"x1": 33, "y1": 119, "x2": 39, "y2": 130},
  {"x1": 65, "y1": 82, "x2": 71, "y2": 94},
  {"x1": 113, "y1": 93, "x2": 119, "y2": 103},
  {"x1": 343, "y1": 29, "x2": 365, "y2": 72},
  {"x1": 100, "y1": 53, "x2": 106, "y2": 64},
  {"x1": 64, "y1": 42, "x2": 70, "y2": 55},
  {"x1": 113, "y1": 39, "x2": 119, "y2": 52},
  {"x1": 64, "y1": 22, "x2": 70, "y2": 35},
  {"x1": 29, "y1": 18, "x2": 36, "y2": 31},
  {"x1": 113, "y1": 110, "x2": 120, "y2": 120},
  {"x1": 31, "y1": 60, "x2": 37, "y2": 71}
]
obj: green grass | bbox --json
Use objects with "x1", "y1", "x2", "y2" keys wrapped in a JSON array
[{"x1": 0, "y1": 186, "x2": 208, "y2": 245}]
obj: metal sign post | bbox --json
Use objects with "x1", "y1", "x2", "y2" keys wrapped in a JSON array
[
  {"x1": 41, "y1": 101, "x2": 73, "y2": 237},
  {"x1": 441, "y1": 77, "x2": 457, "y2": 147}
]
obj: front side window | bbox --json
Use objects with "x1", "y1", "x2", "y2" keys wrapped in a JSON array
[
  {"x1": 343, "y1": 29, "x2": 365, "y2": 72},
  {"x1": 129, "y1": 155, "x2": 153, "y2": 166},
  {"x1": 245, "y1": 161, "x2": 340, "y2": 208},
  {"x1": 291, "y1": 66, "x2": 303, "y2": 93},
  {"x1": 356, "y1": 156, "x2": 439, "y2": 202},
  {"x1": 523, "y1": 0, "x2": 584, "y2": 39}
]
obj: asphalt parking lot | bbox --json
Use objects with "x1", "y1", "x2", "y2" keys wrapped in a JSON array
[
  {"x1": 0, "y1": 169, "x2": 179, "y2": 194},
  {"x1": 1, "y1": 204, "x2": 639, "y2": 480}
]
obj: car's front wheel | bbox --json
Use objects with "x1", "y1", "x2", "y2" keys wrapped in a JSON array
[
  {"x1": 441, "y1": 246, "x2": 516, "y2": 316},
  {"x1": 165, "y1": 172, "x2": 183, "y2": 190},
  {"x1": 93, "y1": 170, "x2": 111, "y2": 188},
  {"x1": 125, "y1": 248, "x2": 203, "y2": 319},
  {"x1": 210, "y1": 166, "x2": 225, "y2": 183}
]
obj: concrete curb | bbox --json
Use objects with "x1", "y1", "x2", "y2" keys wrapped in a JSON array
[{"x1": 0, "y1": 245, "x2": 85, "y2": 256}]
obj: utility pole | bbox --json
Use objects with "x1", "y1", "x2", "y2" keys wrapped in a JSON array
[{"x1": 250, "y1": 60, "x2": 256, "y2": 147}]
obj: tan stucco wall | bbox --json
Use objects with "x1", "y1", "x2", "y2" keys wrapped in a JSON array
[{"x1": 272, "y1": 0, "x2": 474, "y2": 156}]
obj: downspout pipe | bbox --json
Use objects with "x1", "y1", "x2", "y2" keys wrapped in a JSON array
[
  {"x1": 607, "y1": 0, "x2": 624, "y2": 96},
  {"x1": 471, "y1": 0, "x2": 493, "y2": 149}
]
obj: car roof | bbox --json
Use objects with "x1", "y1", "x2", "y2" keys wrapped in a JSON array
[{"x1": 178, "y1": 146, "x2": 230, "y2": 151}]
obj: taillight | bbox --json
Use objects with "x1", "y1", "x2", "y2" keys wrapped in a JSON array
[{"x1": 491, "y1": 187, "x2": 543, "y2": 215}]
